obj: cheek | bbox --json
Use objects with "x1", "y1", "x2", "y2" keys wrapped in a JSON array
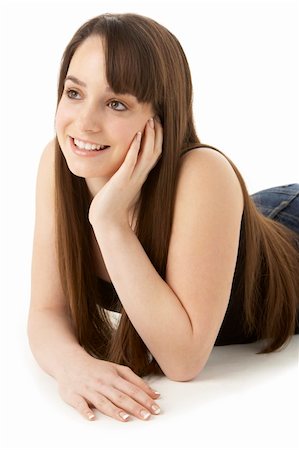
[
  {"x1": 115, "y1": 123, "x2": 141, "y2": 149},
  {"x1": 55, "y1": 103, "x2": 70, "y2": 136}
]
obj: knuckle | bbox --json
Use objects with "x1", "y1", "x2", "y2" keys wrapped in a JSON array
[
  {"x1": 94, "y1": 394, "x2": 108, "y2": 409},
  {"x1": 127, "y1": 386, "x2": 139, "y2": 397},
  {"x1": 123, "y1": 366, "x2": 135, "y2": 376},
  {"x1": 109, "y1": 373, "x2": 120, "y2": 384},
  {"x1": 115, "y1": 391, "x2": 127, "y2": 403},
  {"x1": 141, "y1": 381, "x2": 151, "y2": 391},
  {"x1": 92, "y1": 395, "x2": 123, "y2": 421},
  {"x1": 73, "y1": 396, "x2": 86, "y2": 412},
  {"x1": 94, "y1": 378, "x2": 105, "y2": 390}
]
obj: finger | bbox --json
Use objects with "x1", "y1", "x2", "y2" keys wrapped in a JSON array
[
  {"x1": 120, "y1": 131, "x2": 142, "y2": 177},
  {"x1": 68, "y1": 393, "x2": 96, "y2": 422},
  {"x1": 116, "y1": 365, "x2": 160, "y2": 398},
  {"x1": 83, "y1": 389, "x2": 132, "y2": 422},
  {"x1": 99, "y1": 385, "x2": 153, "y2": 421},
  {"x1": 142, "y1": 118, "x2": 162, "y2": 162},
  {"x1": 153, "y1": 116, "x2": 163, "y2": 153},
  {"x1": 132, "y1": 120, "x2": 156, "y2": 177},
  {"x1": 112, "y1": 377, "x2": 161, "y2": 416}
]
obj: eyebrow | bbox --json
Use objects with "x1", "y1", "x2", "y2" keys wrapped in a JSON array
[{"x1": 64, "y1": 75, "x2": 114, "y2": 92}]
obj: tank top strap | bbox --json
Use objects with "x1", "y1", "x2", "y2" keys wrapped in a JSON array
[{"x1": 180, "y1": 143, "x2": 223, "y2": 158}]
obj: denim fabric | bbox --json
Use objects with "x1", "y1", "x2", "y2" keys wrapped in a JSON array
[
  {"x1": 251, "y1": 183, "x2": 299, "y2": 335},
  {"x1": 250, "y1": 183, "x2": 299, "y2": 237}
]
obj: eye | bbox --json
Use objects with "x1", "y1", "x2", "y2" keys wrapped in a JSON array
[
  {"x1": 65, "y1": 89, "x2": 80, "y2": 99},
  {"x1": 63, "y1": 89, "x2": 127, "y2": 111},
  {"x1": 108, "y1": 100, "x2": 127, "y2": 111}
]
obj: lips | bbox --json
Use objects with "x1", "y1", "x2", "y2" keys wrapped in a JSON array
[
  {"x1": 72, "y1": 136, "x2": 110, "y2": 150},
  {"x1": 69, "y1": 136, "x2": 111, "y2": 157},
  {"x1": 72, "y1": 136, "x2": 107, "y2": 145}
]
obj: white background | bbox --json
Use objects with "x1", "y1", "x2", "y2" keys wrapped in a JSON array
[{"x1": 0, "y1": 0, "x2": 298, "y2": 449}]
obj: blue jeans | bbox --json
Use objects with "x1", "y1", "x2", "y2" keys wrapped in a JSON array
[
  {"x1": 250, "y1": 183, "x2": 299, "y2": 237},
  {"x1": 250, "y1": 183, "x2": 299, "y2": 335}
]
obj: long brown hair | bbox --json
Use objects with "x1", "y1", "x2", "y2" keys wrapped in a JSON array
[{"x1": 54, "y1": 13, "x2": 299, "y2": 377}]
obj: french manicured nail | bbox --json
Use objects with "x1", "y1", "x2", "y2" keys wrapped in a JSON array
[
  {"x1": 87, "y1": 412, "x2": 95, "y2": 420},
  {"x1": 153, "y1": 390, "x2": 160, "y2": 396},
  {"x1": 151, "y1": 404, "x2": 161, "y2": 414},
  {"x1": 136, "y1": 131, "x2": 142, "y2": 143},
  {"x1": 149, "y1": 117, "x2": 155, "y2": 128},
  {"x1": 140, "y1": 410, "x2": 151, "y2": 419},
  {"x1": 119, "y1": 411, "x2": 130, "y2": 421}
]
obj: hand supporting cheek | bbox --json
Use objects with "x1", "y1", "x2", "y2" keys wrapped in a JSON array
[{"x1": 88, "y1": 116, "x2": 163, "y2": 227}]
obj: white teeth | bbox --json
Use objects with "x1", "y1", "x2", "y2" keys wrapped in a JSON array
[{"x1": 73, "y1": 138, "x2": 108, "y2": 150}]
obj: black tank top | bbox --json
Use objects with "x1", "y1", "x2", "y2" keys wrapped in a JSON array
[{"x1": 96, "y1": 144, "x2": 257, "y2": 346}]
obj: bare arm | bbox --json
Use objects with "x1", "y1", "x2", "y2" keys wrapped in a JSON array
[
  {"x1": 91, "y1": 222, "x2": 195, "y2": 381},
  {"x1": 90, "y1": 148, "x2": 244, "y2": 381},
  {"x1": 27, "y1": 308, "x2": 87, "y2": 379},
  {"x1": 28, "y1": 139, "x2": 161, "y2": 422},
  {"x1": 27, "y1": 138, "x2": 85, "y2": 378}
]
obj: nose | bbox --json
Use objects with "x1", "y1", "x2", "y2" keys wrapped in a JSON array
[{"x1": 76, "y1": 104, "x2": 103, "y2": 133}]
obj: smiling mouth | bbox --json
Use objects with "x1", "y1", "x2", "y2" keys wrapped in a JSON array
[{"x1": 72, "y1": 137, "x2": 110, "y2": 151}]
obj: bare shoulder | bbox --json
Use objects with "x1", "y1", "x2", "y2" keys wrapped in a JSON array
[
  {"x1": 30, "y1": 137, "x2": 68, "y2": 313},
  {"x1": 176, "y1": 146, "x2": 244, "y2": 213},
  {"x1": 180, "y1": 146, "x2": 241, "y2": 182},
  {"x1": 180, "y1": 145, "x2": 231, "y2": 164},
  {"x1": 37, "y1": 137, "x2": 56, "y2": 190},
  {"x1": 34, "y1": 137, "x2": 57, "y2": 220}
]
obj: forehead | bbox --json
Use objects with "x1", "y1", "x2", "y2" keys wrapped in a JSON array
[{"x1": 68, "y1": 36, "x2": 106, "y2": 75}]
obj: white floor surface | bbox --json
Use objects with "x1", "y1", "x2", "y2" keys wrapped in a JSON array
[{"x1": 1, "y1": 332, "x2": 298, "y2": 450}]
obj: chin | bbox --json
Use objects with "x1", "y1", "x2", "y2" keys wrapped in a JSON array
[
  {"x1": 68, "y1": 162, "x2": 109, "y2": 178},
  {"x1": 64, "y1": 157, "x2": 114, "y2": 179}
]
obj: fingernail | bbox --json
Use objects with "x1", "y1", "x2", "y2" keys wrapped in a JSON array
[
  {"x1": 140, "y1": 410, "x2": 151, "y2": 419},
  {"x1": 136, "y1": 131, "x2": 142, "y2": 143},
  {"x1": 149, "y1": 117, "x2": 155, "y2": 128},
  {"x1": 154, "y1": 115, "x2": 161, "y2": 123},
  {"x1": 151, "y1": 404, "x2": 161, "y2": 414},
  {"x1": 153, "y1": 390, "x2": 160, "y2": 396},
  {"x1": 87, "y1": 412, "x2": 95, "y2": 420},
  {"x1": 119, "y1": 411, "x2": 130, "y2": 421}
]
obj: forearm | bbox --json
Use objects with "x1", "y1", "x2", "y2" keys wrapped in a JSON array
[
  {"x1": 92, "y1": 222, "x2": 196, "y2": 380},
  {"x1": 27, "y1": 308, "x2": 87, "y2": 380}
]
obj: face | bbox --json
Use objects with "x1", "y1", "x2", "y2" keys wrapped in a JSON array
[{"x1": 55, "y1": 35, "x2": 155, "y2": 197}]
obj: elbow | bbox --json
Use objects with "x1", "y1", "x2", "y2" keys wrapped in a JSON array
[
  {"x1": 153, "y1": 337, "x2": 210, "y2": 381},
  {"x1": 160, "y1": 346, "x2": 210, "y2": 381},
  {"x1": 162, "y1": 358, "x2": 205, "y2": 382},
  {"x1": 165, "y1": 368, "x2": 202, "y2": 382}
]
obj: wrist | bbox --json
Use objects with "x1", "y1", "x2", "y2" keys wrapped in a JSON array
[
  {"x1": 90, "y1": 217, "x2": 131, "y2": 236},
  {"x1": 54, "y1": 344, "x2": 90, "y2": 381}
]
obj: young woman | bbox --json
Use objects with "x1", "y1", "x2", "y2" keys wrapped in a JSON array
[{"x1": 28, "y1": 13, "x2": 299, "y2": 423}]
